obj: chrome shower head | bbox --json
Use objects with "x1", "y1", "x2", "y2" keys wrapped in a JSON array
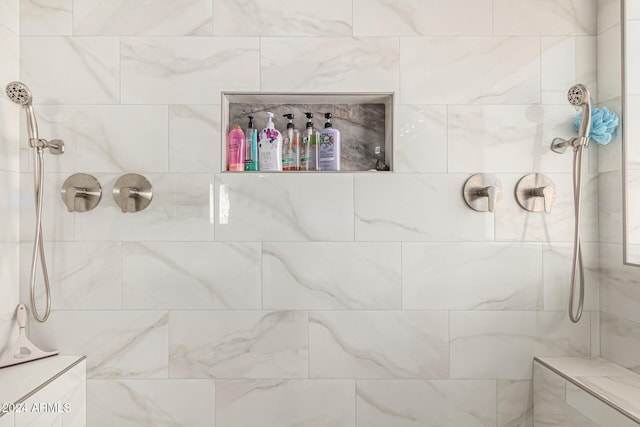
[
  {"x1": 568, "y1": 84, "x2": 592, "y2": 140},
  {"x1": 5, "y1": 81, "x2": 33, "y2": 106},
  {"x1": 567, "y1": 84, "x2": 588, "y2": 107}
]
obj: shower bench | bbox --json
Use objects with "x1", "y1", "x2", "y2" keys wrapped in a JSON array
[
  {"x1": 534, "y1": 356, "x2": 640, "y2": 426},
  {"x1": 0, "y1": 355, "x2": 86, "y2": 427}
]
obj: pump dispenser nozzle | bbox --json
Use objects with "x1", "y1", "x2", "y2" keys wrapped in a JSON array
[
  {"x1": 324, "y1": 112, "x2": 333, "y2": 129},
  {"x1": 305, "y1": 112, "x2": 313, "y2": 128},
  {"x1": 283, "y1": 113, "x2": 295, "y2": 129},
  {"x1": 265, "y1": 112, "x2": 275, "y2": 129}
]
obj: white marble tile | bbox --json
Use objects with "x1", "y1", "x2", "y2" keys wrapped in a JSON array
[
  {"x1": 261, "y1": 37, "x2": 399, "y2": 93},
  {"x1": 0, "y1": 172, "x2": 19, "y2": 241},
  {"x1": 0, "y1": 100, "x2": 20, "y2": 173},
  {"x1": 74, "y1": 0, "x2": 212, "y2": 35},
  {"x1": 600, "y1": 313, "x2": 640, "y2": 373},
  {"x1": 495, "y1": 173, "x2": 599, "y2": 243},
  {"x1": 596, "y1": 98, "x2": 622, "y2": 174},
  {"x1": 356, "y1": 379, "x2": 497, "y2": 427},
  {"x1": 0, "y1": 28, "x2": 19, "y2": 120},
  {"x1": 63, "y1": 369, "x2": 87, "y2": 427},
  {"x1": 19, "y1": 241, "x2": 122, "y2": 310},
  {"x1": 626, "y1": 21, "x2": 640, "y2": 95},
  {"x1": 87, "y1": 379, "x2": 214, "y2": 427},
  {"x1": 403, "y1": 242, "x2": 543, "y2": 310},
  {"x1": 497, "y1": 380, "x2": 534, "y2": 427},
  {"x1": 599, "y1": 172, "x2": 622, "y2": 243},
  {"x1": 591, "y1": 310, "x2": 600, "y2": 357},
  {"x1": 537, "y1": 356, "x2": 636, "y2": 377},
  {"x1": 24, "y1": 105, "x2": 169, "y2": 174},
  {"x1": 598, "y1": 0, "x2": 621, "y2": 33},
  {"x1": 401, "y1": 37, "x2": 540, "y2": 104},
  {"x1": 355, "y1": 174, "x2": 494, "y2": 241},
  {"x1": 566, "y1": 380, "x2": 640, "y2": 426},
  {"x1": 169, "y1": 105, "x2": 221, "y2": 173},
  {"x1": 170, "y1": 311, "x2": 307, "y2": 379},
  {"x1": 20, "y1": 0, "x2": 72, "y2": 35},
  {"x1": 624, "y1": 95, "x2": 640, "y2": 170},
  {"x1": 599, "y1": 23, "x2": 623, "y2": 102},
  {"x1": 450, "y1": 311, "x2": 591, "y2": 380},
  {"x1": 0, "y1": 243, "x2": 18, "y2": 354},
  {"x1": 541, "y1": 37, "x2": 597, "y2": 104},
  {"x1": 263, "y1": 242, "x2": 401, "y2": 310},
  {"x1": 75, "y1": 173, "x2": 214, "y2": 242},
  {"x1": 29, "y1": 311, "x2": 168, "y2": 379},
  {"x1": 353, "y1": 0, "x2": 492, "y2": 36},
  {"x1": 0, "y1": 0, "x2": 19, "y2": 33},
  {"x1": 121, "y1": 37, "x2": 259, "y2": 104},
  {"x1": 215, "y1": 173, "x2": 353, "y2": 241},
  {"x1": 393, "y1": 105, "x2": 447, "y2": 173},
  {"x1": 494, "y1": 0, "x2": 597, "y2": 35},
  {"x1": 215, "y1": 379, "x2": 355, "y2": 427},
  {"x1": 0, "y1": 414, "x2": 12, "y2": 426},
  {"x1": 309, "y1": 311, "x2": 448, "y2": 378},
  {"x1": 542, "y1": 242, "x2": 599, "y2": 311},
  {"x1": 448, "y1": 105, "x2": 585, "y2": 173},
  {"x1": 14, "y1": 360, "x2": 85, "y2": 427},
  {"x1": 214, "y1": 0, "x2": 352, "y2": 36},
  {"x1": 20, "y1": 173, "x2": 75, "y2": 242},
  {"x1": 533, "y1": 364, "x2": 599, "y2": 426},
  {"x1": 600, "y1": 243, "x2": 640, "y2": 324},
  {"x1": 630, "y1": 0, "x2": 640, "y2": 19},
  {"x1": 21, "y1": 37, "x2": 119, "y2": 104},
  {"x1": 123, "y1": 242, "x2": 260, "y2": 309}
]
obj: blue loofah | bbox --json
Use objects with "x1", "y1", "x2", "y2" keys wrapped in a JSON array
[{"x1": 574, "y1": 106, "x2": 619, "y2": 145}]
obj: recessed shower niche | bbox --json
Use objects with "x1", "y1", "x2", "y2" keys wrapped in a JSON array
[{"x1": 221, "y1": 92, "x2": 394, "y2": 172}]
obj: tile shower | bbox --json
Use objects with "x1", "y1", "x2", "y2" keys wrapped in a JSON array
[{"x1": 0, "y1": 0, "x2": 636, "y2": 426}]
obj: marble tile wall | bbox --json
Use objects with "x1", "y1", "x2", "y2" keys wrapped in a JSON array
[
  {"x1": 0, "y1": 0, "x2": 19, "y2": 363},
  {"x1": 0, "y1": 0, "x2": 618, "y2": 425},
  {"x1": 598, "y1": 0, "x2": 640, "y2": 377}
]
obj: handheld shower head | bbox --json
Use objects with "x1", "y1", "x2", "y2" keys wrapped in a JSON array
[
  {"x1": 5, "y1": 81, "x2": 38, "y2": 141},
  {"x1": 6, "y1": 81, "x2": 33, "y2": 106},
  {"x1": 567, "y1": 84, "x2": 592, "y2": 140}
]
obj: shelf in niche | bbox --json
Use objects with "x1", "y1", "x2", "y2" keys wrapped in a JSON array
[{"x1": 221, "y1": 92, "x2": 394, "y2": 172}]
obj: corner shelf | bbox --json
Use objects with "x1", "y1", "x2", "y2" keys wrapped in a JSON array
[{"x1": 221, "y1": 92, "x2": 394, "y2": 172}]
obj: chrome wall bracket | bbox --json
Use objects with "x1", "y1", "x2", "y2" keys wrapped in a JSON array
[
  {"x1": 515, "y1": 173, "x2": 556, "y2": 213},
  {"x1": 113, "y1": 174, "x2": 153, "y2": 213},
  {"x1": 463, "y1": 173, "x2": 503, "y2": 212},
  {"x1": 60, "y1": 173, "x2": 102, "y2": 212}
]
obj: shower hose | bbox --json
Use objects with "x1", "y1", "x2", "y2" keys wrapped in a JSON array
[
  {"x1": 30, "y1": 145, "x2": 52, "y2": 323},
  {"x1": 569, "y1": 144, "x2": 585, "y2": 323}
]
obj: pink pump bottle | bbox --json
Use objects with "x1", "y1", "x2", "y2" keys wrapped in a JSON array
[{"x1": 227, "y1": 125, "x2": 245, "y2": 171}]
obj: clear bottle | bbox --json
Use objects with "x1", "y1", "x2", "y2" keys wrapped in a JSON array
[
  {"x1": 318, "y1": 112, "x2": 341, "y2": 171},
  {"x1": 282, "y1": 114, "x2": 300, "y2": 171},
  {"x1": 258, "y1": 112, "x2": 283, "y2": 172},
  {"x1": 301, "y1": 112, "x2": 319, "y2": 171},
  {"x1": 244, "y1": 115, "x2": 259, "y2": 171}
]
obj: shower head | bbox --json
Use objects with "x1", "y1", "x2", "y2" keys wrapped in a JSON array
[
  {"x1": 6, "y1": 81, "x2": 33, "y2": 106},
  {"x1": 5, "y1": 81, "x2": 39, "y2": 141},
  {"x1": 567, "y1": 84, "x2": 592, "y2": 141}
]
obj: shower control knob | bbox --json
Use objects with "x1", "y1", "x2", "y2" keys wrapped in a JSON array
[
  {"x1": 60, "y1": 173, "x2": 102, "y2": 212},
  {"x1": 515, "y1": 174, "x2": 556, "y2": 213},
  {"x1": 113, "y1": 174, "x2": 153, "y2": 213},
  {"x1": 463, "y1": 174, "x2": 503, "y2": 213}
]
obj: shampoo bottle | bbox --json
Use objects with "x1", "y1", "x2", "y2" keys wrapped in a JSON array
[
  {"x1": 227, "y1": 125, "x2": 245, "y2": 171},
  {"x1": 244, "y1": 115, "x2": 259, "y2": 171},
  {"x1": 282, "y1": 114, "x2": 300, "y2": 171},
  {"x1": 258, "y1": 112, "x2": 283, "y2": 172},
  {"x1": 301, "y1": 112, "x2": 319, "y2": 171},
  {"x1": 318, "y1": 112, "x2": 340, "y2": 171}
]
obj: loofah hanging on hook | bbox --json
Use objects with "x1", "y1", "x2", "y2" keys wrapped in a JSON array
[{"x1": 574, "y1": 106, "x2": 619, "y2": 145}]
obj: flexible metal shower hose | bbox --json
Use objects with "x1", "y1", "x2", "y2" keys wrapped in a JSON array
[
  {"x1": 29, "y1": 147, "x2": 52, "y2": 323},
  {"x1": 568, "y1": 145, "x2": 585, "y2": 323}
]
